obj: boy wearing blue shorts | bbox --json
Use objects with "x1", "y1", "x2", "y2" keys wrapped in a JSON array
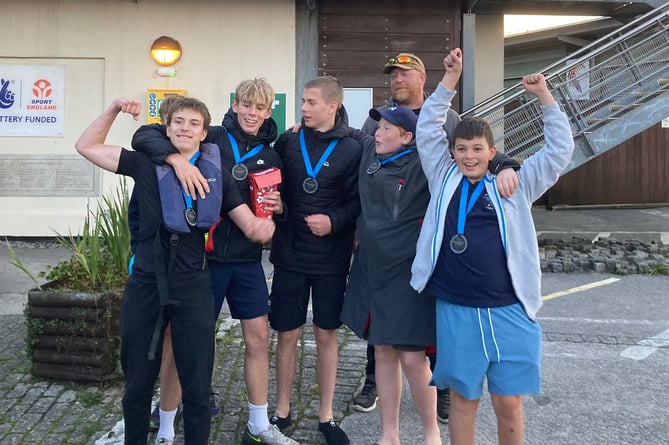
[{"x1": 410, "y1": 48, "x2": 574, "y2": 445}]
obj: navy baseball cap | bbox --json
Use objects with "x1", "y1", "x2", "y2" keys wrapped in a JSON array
[{"x1": 369, "y1": 105, "x2": 417, "y2": 135}]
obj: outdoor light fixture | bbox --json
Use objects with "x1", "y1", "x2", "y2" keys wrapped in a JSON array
[{"x1": 150, "y1": 36, "x2": 182, "y2": 66}]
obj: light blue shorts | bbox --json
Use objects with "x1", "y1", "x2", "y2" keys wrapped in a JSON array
[{"x1": 432, "y1": 300, "x2": 541, "y2": 400}]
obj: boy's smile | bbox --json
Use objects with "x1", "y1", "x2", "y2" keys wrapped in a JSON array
[
  {"x1": 452, "y1": 136, "x2": 497, "y2": 182},
  {"x1": 233, "y1": 100, "x2": 271, "y2": 136},
  {"x1": 166, "y1": 108, "x2": 207, "y2": 157}
]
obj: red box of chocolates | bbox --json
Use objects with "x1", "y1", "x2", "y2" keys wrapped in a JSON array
[{"x1": 248, "y1": 168, "x2": 282, "y2": 218}]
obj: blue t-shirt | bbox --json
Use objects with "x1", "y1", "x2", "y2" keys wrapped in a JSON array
[{"x1": 424, "y1": 177, "x2": 519, "y2": 307}]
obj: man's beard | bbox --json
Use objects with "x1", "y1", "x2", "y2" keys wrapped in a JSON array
[{"x1": 392, "y1": 88, "x2": 413, "y2": 105}]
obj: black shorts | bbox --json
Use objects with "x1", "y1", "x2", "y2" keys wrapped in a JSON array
[{"x1": 268, "y1": 266, "x2": 347, "y2": 331}]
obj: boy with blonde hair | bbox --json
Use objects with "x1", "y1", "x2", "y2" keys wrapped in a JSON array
[{"x1": 132, "y1": 78, "x2": 296, "y2": 445}]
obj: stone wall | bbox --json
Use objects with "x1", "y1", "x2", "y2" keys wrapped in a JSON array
[{"x1": 539, "y1": 238, "x2": 669, "y2": 274}]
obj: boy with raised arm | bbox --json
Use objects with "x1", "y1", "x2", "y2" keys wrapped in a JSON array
[
  {"x1": 76, "y1": 97, "x2": 273, "y2": 445},
  {"x1": 132, "y1": 79, "x2": 297, "y2": 445},
  {"x1": 410, "y1": 49, "x2": 575, "y2": 445}
]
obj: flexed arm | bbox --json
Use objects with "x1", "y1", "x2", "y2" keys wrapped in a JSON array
[{"x1": 75, "y1": 98, "x2": 141, "y2": 172}]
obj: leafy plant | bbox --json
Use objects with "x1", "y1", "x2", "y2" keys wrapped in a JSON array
[
  {"x1": 40, "y1": 180, "x2": 131, "y2": 292},
  {"x1": 11, "y1": 181, "x2": 130, "y2": 383},
  {"x1": 5, "y1": 240, "x2": 40, "y2": 289}
]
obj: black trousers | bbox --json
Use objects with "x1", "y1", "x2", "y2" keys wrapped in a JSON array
[{"x1": 120, "y1": 272, "x2": 215, "y2": 445}]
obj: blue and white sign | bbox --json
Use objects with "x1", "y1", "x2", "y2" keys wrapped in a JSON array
[{"x1": 0, "y1": 64, "x2": 65, "y2": 137}]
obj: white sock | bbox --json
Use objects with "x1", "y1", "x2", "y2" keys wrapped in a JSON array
[
  {"x1": 157, "y1": 407, "x2": 177, "y2": 440},
  {"x1": 247, "y1": 402, "x2": 270, "y2": 435}
]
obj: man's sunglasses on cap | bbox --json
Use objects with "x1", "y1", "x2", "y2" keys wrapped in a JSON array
[{"x1": 387, "y1": 55, "x2": 417, "y2": 65}]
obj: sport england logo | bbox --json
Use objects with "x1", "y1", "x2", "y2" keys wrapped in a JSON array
[
  {"x1": 27, "y1": 78, "x2": 57, "y2": 110},
  {"x1": 32, "y1": 79, "x2": 52, "y2": 99},
  {"x1": 0, "y1": 78, "x2": 16, "y2": 109}
]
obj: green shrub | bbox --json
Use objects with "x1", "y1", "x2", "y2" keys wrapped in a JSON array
[{"x1": 8, "y1": 180, "x2": 131, "y2": 292}]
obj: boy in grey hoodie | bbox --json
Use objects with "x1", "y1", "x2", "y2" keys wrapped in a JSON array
[{"x1": 410, "y1": 48, "x2": 574, "y2": 445}]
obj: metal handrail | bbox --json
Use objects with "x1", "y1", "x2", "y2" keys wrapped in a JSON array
[
  {"x1": 460, "y1": 2, "x2": 669, "y2": 166},
  {"x1": 465, "y1": 1, "x2": 669, "y2": 116}
]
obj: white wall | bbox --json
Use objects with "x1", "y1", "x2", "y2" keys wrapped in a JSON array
[{"x1": 0, "y1": 0, "x2": 295, "y2": 236}]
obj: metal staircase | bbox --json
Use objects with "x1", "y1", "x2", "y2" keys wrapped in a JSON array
[{"x1": 462, "y1": 1, "x2": 669, "y2": 174}]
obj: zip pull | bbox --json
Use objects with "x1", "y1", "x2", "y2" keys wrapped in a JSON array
[{"x1": 397, "y1": 178, "x2": 405, "y2": 192}]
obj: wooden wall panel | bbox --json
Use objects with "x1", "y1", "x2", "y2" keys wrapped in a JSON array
[
  {"x1": 540, "y1": 123, "x2": 669, "y2": 206},
  {"x1": 317, "y1": 0, "x2": 461, "y2": 110}
]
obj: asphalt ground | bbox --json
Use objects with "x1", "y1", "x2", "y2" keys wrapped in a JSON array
[{"x1": 0, "y1": 205, "x2": 667, "y2": 445}]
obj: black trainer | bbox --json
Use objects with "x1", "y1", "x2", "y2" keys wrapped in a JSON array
[
  {"x1": 318, "y1": 419, "x2": 350, "y2": 445},
  {"x1": 269, "y1": 411, "x2": 291, "y2": 432},
  {"x1": 351, "y1": 376, "x2": 378, "y2": 412},
  {"x1": 437, "y1": 388, "x2": 450, "y2": 423}
]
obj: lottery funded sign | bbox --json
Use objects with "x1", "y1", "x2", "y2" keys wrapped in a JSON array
[{"x1": 0, "y1": 65, "x2": 65, "y2": 137}]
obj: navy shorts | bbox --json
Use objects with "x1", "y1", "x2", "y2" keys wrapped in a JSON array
[
  {"x1": 209, "y1": 261, "x2": 271, "y2": 321},
  {"x1": 432, "y1": 300, "x2": 542, "y2": 400},
  {"x1": 268, "y1": 266, "x2": 347, "y2": 331}
]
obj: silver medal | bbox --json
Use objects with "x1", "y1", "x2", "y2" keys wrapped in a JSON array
[
  {"x1": 184, "y1": 208, "x2": 197, "y2": 227},
  {"x1": 302, "y1": 177, "x2": 319, "y2": 194},
  {"x1": 449, "y1": 234, "x2": 468, "y2": 254},
  {"x1": 366, "y1": 161, "x2": 382, "y2": 175},
  {"x1": 232, "y1": 163, "x2": 249, "y2": 181}
]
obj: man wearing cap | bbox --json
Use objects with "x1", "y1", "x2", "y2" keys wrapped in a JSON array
[
  {"x1": 342, "y1": 104, "x2": 443, "y2": 444},
  {"x1": 352, "y1": 52, "x2": 520, "y2": 424},
  {"x1": 361, "y1": 53, "x2": 437, "y2": 135}
]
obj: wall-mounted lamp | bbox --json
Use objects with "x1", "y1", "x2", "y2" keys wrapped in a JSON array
[{"x1": 150, "y1": 36, "x2": 182, "y2": 66}]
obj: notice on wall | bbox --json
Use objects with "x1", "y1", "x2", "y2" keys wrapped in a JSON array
[
  {"x1": 0, "y1": 154, "x2": 100, "y2": 197},
  {"x1": 0, "y1": 64, "x2": 65, "y2": 137}
]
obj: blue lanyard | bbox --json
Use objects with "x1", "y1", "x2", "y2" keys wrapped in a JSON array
[
  {"x1": 377, "y1": 149, "x2": 415, "y2": 166},
  {"x1": 226, "y1": 132, "x2": 264, "y2": 164},
  {"x1": 299, "y1": 129, "x2": 339, "y2": 179},
  {"x1": 456, "y1": 179, "x2": 485, "y2": 235},
  {"x1": 181, "y1": 151, "x2": 201, "y2": 209}
]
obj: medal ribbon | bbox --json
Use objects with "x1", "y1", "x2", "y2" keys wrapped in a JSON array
[
  {"x1": 456, "y1": 179, "x2": 485, "y2": 235},
  {"x1": 299, "y1": 130, "x2": 339, "y2": 179},
  {"x1": 376, "y1": 149, "x2": 415, "y2": 167},
  {"x1": 226, "y1": 132, "x2": 264, "y2": 164},
  {"x1": 181, "y1": 151, "x2": 201, "y2": 210}
]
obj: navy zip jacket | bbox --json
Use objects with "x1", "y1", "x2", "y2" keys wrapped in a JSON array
[{"x1": 270, "y1": 106, "x2": 362, "y2": 275}]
